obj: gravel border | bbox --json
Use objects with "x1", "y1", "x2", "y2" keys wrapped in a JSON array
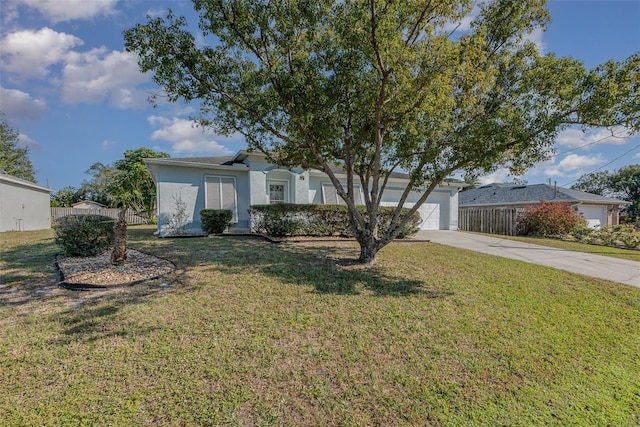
[{"x1": 56, "y1": 249, "x2": 176, "y2": 291}]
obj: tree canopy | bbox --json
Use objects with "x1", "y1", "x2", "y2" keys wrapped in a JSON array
[
  {"x1": 571, "y1": 171, "x2": 615, "y2": 197},
  {"x1": 78, "y1": 162, "x2": 117, "y2": 207},
  {"x1": 0, "y1": 114, "x2": 36, "y2": 182},
  {"x1": 611, "y1": 165, "x2": 640, "y2": 223},
  {"x1": 50, "y1": 186, "x2": 83, "y2": 207},
  {"x1": 572, "y1": 165, "x2": 640, "y2": 224},
  {"x1": 125, "y1": 0, "x2": 639, "y2": 262},
  {"x1": 108, "y1": 147, "x2": 169, "y2": 221}
]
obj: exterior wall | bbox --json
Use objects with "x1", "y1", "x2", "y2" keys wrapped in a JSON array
[
  {"x1": 307, "y1": 175, "x2": 458, "y2": 230},
  {"x1": 150, "y1": 154, "x2": 461, "y2": 234},
  {"x1": 245, "y1": 153, "x2": 308, "y2": 204},
  {"x1": 153, "y1": 165, "x2": 250, "y2": 235},
  {"x1": 0, "y1": 179, "x2": 51, "y2": 232}
]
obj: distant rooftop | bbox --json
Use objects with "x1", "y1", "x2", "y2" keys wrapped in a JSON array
[{"x1": 459, "y1": 183, "x2": 627, "y2": 207}]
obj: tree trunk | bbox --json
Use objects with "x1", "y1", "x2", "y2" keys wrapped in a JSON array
[
  {"x1": 356, "y1": 230, "x2": 380, "y2": 264},
  {"x1": 111, "y1": 213, "x2": 127, "y2": 265}
]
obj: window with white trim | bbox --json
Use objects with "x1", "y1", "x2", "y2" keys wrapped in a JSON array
[
  {"x1": 268, "y1": 180, "x2": 288, "y2": 204},
  {"x1": 205, "y1": 176, "x2": 238, "y2": 222},
  {"x1": 322, "y1": 183, "x2": 364, "y2": 205}
]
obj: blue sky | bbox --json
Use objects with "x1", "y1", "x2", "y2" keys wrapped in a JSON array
[{"x1": 1, "y1": 0, "x2": 639, "y2": 192}]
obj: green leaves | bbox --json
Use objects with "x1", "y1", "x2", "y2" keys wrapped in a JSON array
[
  {"x1": 107, "y1": 148, "x2": 169, "y2": 221},
  {"x1": 124, "y1": 0, "x2": 639, "y2": 261},
  {"x1": 0, "y1": 114, "x2": 36, "y2": 182}
]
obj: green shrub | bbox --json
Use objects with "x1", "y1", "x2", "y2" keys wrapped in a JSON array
[
  {"x1": 581, "y1": 225, "x2": 640, "y2": 249},
  {"x1": 570, "y1": 225, "x2": 593, "y2": 240},
  {"x1": 200, "y1": 209, "x2": 233, "y2": 234},
  {"x1": 53, "y1": 214, "x2": 115, "y2": 257},
  {"x1": 249, "y1": 204, "x2": 421, "y2": 238},
  {"x1": 520, "y1": 201, "x2": 585, "y2": 237}
]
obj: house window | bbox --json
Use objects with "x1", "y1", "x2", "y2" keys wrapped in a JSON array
[
  {"x1": 205, "y1": 175, "x2": 237, "y2": 222},
  {"x1": 269, "y1": 184, "x2": 285, "y2": 203},
  {"x1": 268, "y1": 180, "x2": 288, "y2": 204},
  {"x1": 322, "y1": 183, "x2": 364, "y2": 205}
]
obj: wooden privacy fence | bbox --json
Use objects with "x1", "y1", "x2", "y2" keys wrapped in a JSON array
[
  {"x1": 51, "y1": 208, "x2": 148, "y2": 224},
  {"x1": 458, "y1": 207, "x2": 525, "y2": 236}
]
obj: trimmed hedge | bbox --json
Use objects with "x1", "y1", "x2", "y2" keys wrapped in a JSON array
[
  {"x1": 200, "y1": 209, "x2": 233, "y2": 234},
  {"x1": 53, "y1": 214, "x2": 115, "y2": 257},
  {"x1": 249, "y1": 204, "x2": 421, "y2": 238}
]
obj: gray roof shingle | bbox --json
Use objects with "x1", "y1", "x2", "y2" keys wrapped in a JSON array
[{"x1": 459, "y1": 183, "x2": 627, "y2": 207}]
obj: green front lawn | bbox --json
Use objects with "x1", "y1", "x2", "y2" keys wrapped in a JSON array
[{"x1": 1, "y1": 226, "x2": 639, "y2": 426}]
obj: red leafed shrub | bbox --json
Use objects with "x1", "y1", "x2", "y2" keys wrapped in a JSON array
[{"x1": 520, "y1": 201, "x2": 586, "y2": 237}]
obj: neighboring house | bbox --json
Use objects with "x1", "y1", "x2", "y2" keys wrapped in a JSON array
[
  {"x1": 145, "y1": 150, "x2": 465, "y2": 236},
  {"x1": 72, "y1": 200, "x2": 107, "y2": 210},
  {"x1": 459, "y1": 183, "x2": 628, "y2": 228},
  {"x1": 0, "y1": 172, "x2": 51, "y2": 232}
]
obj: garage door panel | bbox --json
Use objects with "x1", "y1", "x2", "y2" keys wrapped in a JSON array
[{"x1": 380, "y1": 201, "x2": 440, "y2": 230}]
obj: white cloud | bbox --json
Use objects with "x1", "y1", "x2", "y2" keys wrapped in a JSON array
[
  {"x1": 479, "y1": 168, "x2": 510, "y2": 185},
  {"x1": 544, "y1": 153, "x2": 604, "y2": 177},
  {"x1": 18, "y1": 133, "x2": 41, "y2": 150},
  {"x1": 0, "y1": 87, "x2": 47, "y2": 120},
  {"x1": 101, "y1": 140, "x2": 116, "y2": 150},
  {"x1": 145, "y1": 7, "x2": 168, "y2": 18},
  {"x1": 61, "y1": 48, "x2": 150, "y2": 108},
  {"x1": 524, "y1": 27, "x2": 546, "y2": 53},
  {"x1": 148, "y1": 116, "x2": 235, "y2": 155},
  {"x1": 0, "y1": 27, "x2": 83, "y2": 80},
  {"x1": 15, "y1": 0, "x2": 117, "y2": 23},
  {"x1": 556, "y1": 127, "x2": 631, "y2": 149}
]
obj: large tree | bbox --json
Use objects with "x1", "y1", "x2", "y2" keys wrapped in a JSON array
[
  {"x1": 125, "y1": 0, "x2": 639, "y2": 263},
  {"x1": 0, "y1": 114, "x2": 36, "y2": 182}
]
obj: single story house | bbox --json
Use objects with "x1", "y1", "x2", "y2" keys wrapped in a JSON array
[
  {"x1": 459, "y1": 183, "x2": 628, "y2": 228},
  {"x1": 0, "y1": 172, "x2": 51, "y2": 232},
  {"x1": 72, "y1": 200, "x2": 107, "y2": 210},
  {"x1": 145, "y1": 150, "x2": 465, "y2": 236}
]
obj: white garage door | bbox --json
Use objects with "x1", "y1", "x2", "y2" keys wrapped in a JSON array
[
  {"x1": 380, "y1": 188, "x2": 447, "y2": 230},
  {"x1": 578, "y1": 205, "x2": 606, "y2": 228}
]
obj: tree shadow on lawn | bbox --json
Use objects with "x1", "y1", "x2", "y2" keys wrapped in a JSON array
[
  {"x1": 2, "y1": 226, "x2": 449, "y2": 343},
  {"x1": 175, "y1": 236, "x2": 450, "y2": 297},
  {"x1": 0, "y1": 239, "x2": 61, "y2": 306}
]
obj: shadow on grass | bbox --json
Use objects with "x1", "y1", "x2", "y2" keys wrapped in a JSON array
[
  {"x1": 131, "y1": 231, "x2": 440, "y2": 297},
  {"x1": 5, "y1": 226, "x2": 449, "y2": 342},
  {"x1": 0, "y1": 236, "x2": 60, "y2": 306}
]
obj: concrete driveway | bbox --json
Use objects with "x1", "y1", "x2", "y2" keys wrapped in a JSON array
[{"x1": 416, "y1": 231, "x2": 640, "y2": 288}]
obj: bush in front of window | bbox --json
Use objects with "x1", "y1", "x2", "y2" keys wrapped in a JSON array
[
  {"x1": 200, "y1": 209, "x2": 233, "y2": 234},
  {"x1": 53, "y1": 214, "x2": 115, "y2": 257},
  {"x1": 249, "y1": 204, "x2": 420, "y2": 238}
]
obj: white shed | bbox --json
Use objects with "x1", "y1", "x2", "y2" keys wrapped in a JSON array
[{"x1": 0, "y1": 172, "x2": 52, "y2": 232}]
